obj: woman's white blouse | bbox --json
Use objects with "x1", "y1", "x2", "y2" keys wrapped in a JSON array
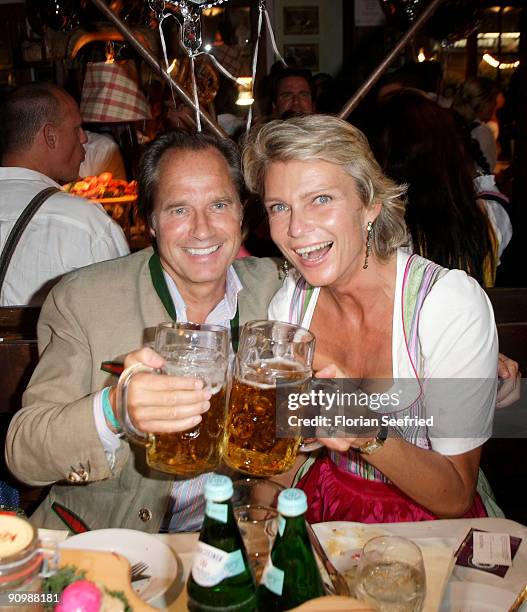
[{"x1": 268, "y1": 249, "x2": 498, "y2": 456}]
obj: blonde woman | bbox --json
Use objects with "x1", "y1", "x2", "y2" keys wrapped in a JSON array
[{"x1": 243, "y1": 114, "x2": 502, "y2": 523}]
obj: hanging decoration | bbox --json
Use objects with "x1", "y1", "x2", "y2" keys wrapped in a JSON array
[
  {"x1": 425, "y1": 0, "x2": 481, "y2": 46},
  {"x1": 378, "y1": 0, "x2": 481, "y2": 46},
  {"x1": 245, "y1": 0, "x2": 286, "y2": 132},
  {"x1": 25, "y1": 0, "x2": 74, "y2": 33},
  {"x1": 150, "y1": 0, "x2": 286, "y2": 134},
  {"x1": 151, "y1": 0, "x2": 226, "y2": 131}
]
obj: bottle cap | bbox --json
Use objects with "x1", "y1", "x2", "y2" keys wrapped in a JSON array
[
  {"x1": 277, "y1": 488, "x2": 308, "y2": 517},
  {"x1": 204, "y1": 474, "x2": 233, "y2": 502}
]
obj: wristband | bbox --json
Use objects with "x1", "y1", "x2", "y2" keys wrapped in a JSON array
[{"x1": 102, "y1": 386, "x2": 121, "y2": 432}]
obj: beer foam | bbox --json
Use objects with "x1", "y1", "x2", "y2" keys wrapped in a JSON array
[
  {"x1": 0, "y1": 514, "x2": 34, "y2": 558},
  {"x1": 240, "y1": 357, "x2": 310, "y2": 387}
]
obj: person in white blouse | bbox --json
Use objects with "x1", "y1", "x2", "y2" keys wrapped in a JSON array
[
  {"x1": 243, "y1": 114, "x2": 506, "y2": 523},
  {"x1": 0, "y1": 83, "x2": 129, "y2": 306}
]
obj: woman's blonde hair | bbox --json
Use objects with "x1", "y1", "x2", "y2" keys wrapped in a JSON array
[{"x1": 242, "y1": 114, "x2": 407, "y2": 259}]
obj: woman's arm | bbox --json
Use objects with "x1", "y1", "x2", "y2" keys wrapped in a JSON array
[
  {"x1": 321, "y1": 435, "x2": 481, "y2": 517},
  {"x1": 319, "y1": 269, "x2": 498, "y2": 517}
]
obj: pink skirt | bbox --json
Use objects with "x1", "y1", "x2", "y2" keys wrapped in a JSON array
[{"x1": 297, "y1": 455, "x2": 487, "y2": 523}]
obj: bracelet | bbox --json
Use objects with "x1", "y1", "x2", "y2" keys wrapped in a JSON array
[{"x1": 102, "y1": 386, "x2": 121, "y2": 432}]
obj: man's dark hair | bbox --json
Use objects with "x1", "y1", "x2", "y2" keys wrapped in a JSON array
[
  {"x1": 270, "y1": 67, "x2": 315, "y2": 104},
  {"x1": 0, "y1": 83, "x2": 64, "y2": 155},
  {"x1": 137, "y1": 130, "x2": 246, "y2": 226}
]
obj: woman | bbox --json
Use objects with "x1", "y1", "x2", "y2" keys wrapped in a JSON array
[
  {"x1": 368, "y1": 88, "x2": 511, "y2": 287},
  {"x1": 243, "y1": 114, "x2": 501, "y2": 523},
  {"x1": 452, "y1": 76, "x2": 499, "y2": 174}
]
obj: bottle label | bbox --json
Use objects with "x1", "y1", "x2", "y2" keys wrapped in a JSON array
[
  {"x1": 191, "y1": 542, "x2": 246, "y2": 587},
  {"x1": 205, "y1": 501, "x2": 228, "y2": 524},
  {"x1": 278, "y1": 515, "x2": 286, "y2": 537},
  {"x1": 261, "y1": 559, "x2": 284, "y2": 596}
]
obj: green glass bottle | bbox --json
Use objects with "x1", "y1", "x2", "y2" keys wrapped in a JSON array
[
  {"x1": 257, "y1": 488, "x2": 325, "y2": 611},
  {"x1": 187, "y1": 474, "x2": 257, "y2": 612}
]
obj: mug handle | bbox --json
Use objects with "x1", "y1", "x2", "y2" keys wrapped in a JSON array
[{"x1": 116, "y1": 363, "x2": 154, "y2": 446}]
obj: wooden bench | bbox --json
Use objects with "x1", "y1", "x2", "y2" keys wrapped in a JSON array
[
  {"x1": 0, "y1": 306, "x2": 48, "y2": 514},
  {"x1": 482, "y1": 288, "x2": 527, "y2": 525}
]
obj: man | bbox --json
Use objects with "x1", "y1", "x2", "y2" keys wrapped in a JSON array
[
  {"x1": 5, "y1": 131, "x2": 281, "y2": 533},
  {"x1": 271, "y1": 68, "x2": 315, "y2": 118},
  {"x1": 0, "y1": 84, "x2": 129, "y2": 306},
  {"x1": 79, "y1": 130, "x2": 126, "y2": 180}
]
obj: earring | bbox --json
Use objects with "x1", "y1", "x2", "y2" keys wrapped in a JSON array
[
  {"x1": 363, "y1": 221, "x2": 373, "y2": 269},
  {"x1": 279, "y1": 259, "x2": 290, "y2": 279}
]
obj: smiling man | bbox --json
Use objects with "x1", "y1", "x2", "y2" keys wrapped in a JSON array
[{"x1": 6, "y1": 131, "x2": 282, "y2": 533}]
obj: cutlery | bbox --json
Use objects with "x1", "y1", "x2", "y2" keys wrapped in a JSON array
[
  {"x1": 508, "y1": 583, "x2": 527, "y2": 612},
  {"x1": 130, "y1": 560, "x2": 151, "y2": 583},
  {"x1": 306, "y1": 521, "x2": 351, "y2": 597}
]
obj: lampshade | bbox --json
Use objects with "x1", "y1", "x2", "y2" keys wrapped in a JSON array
[
  {"x1": 81, "y1": 62, "x2": 151, "y2": 123},
  {"x1": 236, "y1": 77, "x2": 254, "y2": 106}
]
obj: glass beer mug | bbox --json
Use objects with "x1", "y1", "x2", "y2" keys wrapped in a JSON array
[
  {"x1": 117, "y1": 322, "x2": 229, "y2": 477},
  {"x1": 223, "y1": 320, "x2": 315, "y2": 476}
]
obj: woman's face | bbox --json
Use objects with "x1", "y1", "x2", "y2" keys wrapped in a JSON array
[{"x1": 264, "y1": 159, "x2": 378, "y2": 288}]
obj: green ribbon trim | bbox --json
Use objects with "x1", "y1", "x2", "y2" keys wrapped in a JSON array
[
  {"x1": 148, "y1": 252, "x2": 240, "y2": 353},
  {"x1": 149, "y1": 252, "x2": 178, "y2": 321}
]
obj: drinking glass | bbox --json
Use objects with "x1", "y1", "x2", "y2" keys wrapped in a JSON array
[
  {"x1": 354, "y1": 536, "x2": 426, "y2": 612},
  {"x1": 117, "y1": 322, "x2": 229, "y2": 476},
  {"x1": 232, "y1": 478, "x2": 284, "y2": 583},
  {"x1": 223, "y1": 320, "x2": 315, "y2": 476}
]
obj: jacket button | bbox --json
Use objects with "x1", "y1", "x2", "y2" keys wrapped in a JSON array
[{"x1": 138, "y1": 508, "x2": 152, "y2": 522}]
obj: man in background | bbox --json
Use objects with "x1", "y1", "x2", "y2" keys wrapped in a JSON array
[
  {"x1": 0, "y1": 83, "x2": 129, "y2": 306},
  {"x1": 271, "y1": 67, "x2": 315, "y2": 118}
]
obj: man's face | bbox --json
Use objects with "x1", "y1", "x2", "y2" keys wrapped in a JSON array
[
  {"x1": 52, "y1": 93, "x2": 87, "y2": 183},
  {"x1": 151, "y1": 147, "x2": 243, "y2": 295},
  {"x1": 273, "y1": 76, "x2": 314, "y2": 117}
]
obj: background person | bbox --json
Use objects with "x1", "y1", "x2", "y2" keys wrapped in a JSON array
[
  {"x1": 452, "y1": 76, "x2": 499, "y2": 174},
  {"x1": 0, "y1": 83, "x2": 129, "y2": 306},
  {"x1": 367, "y1": 88, "x2": 511, "y2": 287},
  {"x1": 271, "y1": 67, "x2": 315, "y2": 118}
]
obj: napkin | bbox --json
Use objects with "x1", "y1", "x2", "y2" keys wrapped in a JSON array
[
  {"x1": 38, "y1": 528, "x2": 69, "y2": 543},
  {"x1": 414, "y1": 538, "x2": 455, "y2": 612}
]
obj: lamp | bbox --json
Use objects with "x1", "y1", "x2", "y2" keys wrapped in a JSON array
[
  {"x1": 81, "y1": 61, "x2": 151, "y2": 123},
  {"x1": 236, "y1": 77, "x2": 254, "y2": 106}
]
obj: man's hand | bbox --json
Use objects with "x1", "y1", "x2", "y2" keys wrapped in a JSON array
[{"x1": 110, "y1": 347, "x2": 211, "y2": 433}]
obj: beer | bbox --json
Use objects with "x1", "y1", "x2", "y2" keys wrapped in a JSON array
[
  {"x1": 117, "y1": 322, "x2": 229, "y2": 477},
  {"x1": 147, "y1": 383, "x2": 227, "y2": 477},
  {"x1": 147, "y1": 347, "x2": 228, "y2": 477},
  {"x1": 223, "y1": 358, "x2": 309, "y2": 476}
]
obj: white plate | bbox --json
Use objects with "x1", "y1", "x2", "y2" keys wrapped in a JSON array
[
  {"x1": 439, "y1": 582, "x2": 515, "y2": 611},
  {"x1": 60, "y1": 528, "x2": 182, "y2": 603},
  {"x1": 312, "y1": 521, "x2": 389, "y2": 573}
]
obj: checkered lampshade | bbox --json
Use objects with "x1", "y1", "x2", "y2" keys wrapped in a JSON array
[{"x1": 81, "y1": 62, "x2": 151, "y2": 123}]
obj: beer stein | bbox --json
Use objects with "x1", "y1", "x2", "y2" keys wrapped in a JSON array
[
  {"x1": 223, "y1": 320, "x2": 315, "y2": 476},
  {"x1": 117, "y1": 322, "x2": 229, "y2": 477}
]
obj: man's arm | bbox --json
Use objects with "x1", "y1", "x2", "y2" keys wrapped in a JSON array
[{"x1": 5, "y1": 284, "x2": 128, "y2": 486}]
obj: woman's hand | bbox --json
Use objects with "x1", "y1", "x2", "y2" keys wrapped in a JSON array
[
  {"x1": 496, "y1": 352, "x2": 521, "y2": 408},
  {"x1": 314, "y1": 362, "x2": 362, "y2": 452},
  {"x1": 109, "y1": 347, "x2": 211, "y2": 433},
  {"x1": 314, "y1": 363, "x2": 346, "y2": 379}
]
